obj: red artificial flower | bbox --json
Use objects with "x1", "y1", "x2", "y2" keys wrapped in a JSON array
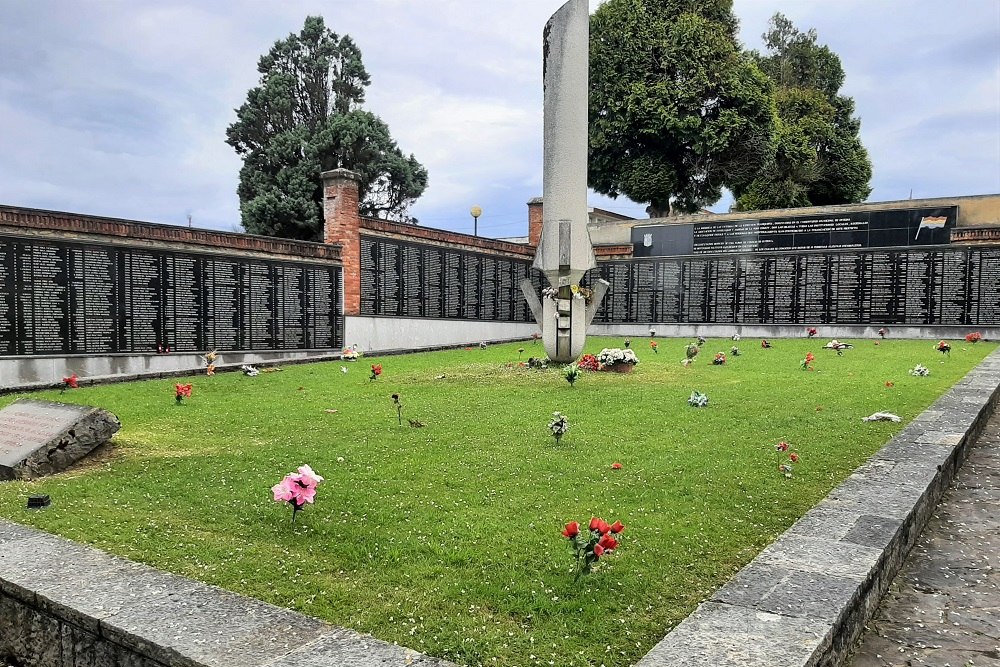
[
  {"x1": 761, "y1": 339, "x2": 771, "y2": 348},
  {"x1": 598, "y1": 533, "x2": 618, "y2": 552},
  {"x1": 807, "y1": 328, "x2": 818, "y2": 337},
  {"x1": 63, "y1": 373, "x2": 79, "y2": 389},
  {"x1": 805, "y1": 352, "x2": 815, "y2": 364},
  {"x1": 965, "y1": 332, "x2": 982, "y2": 344},
  {"x1": 611, "y1": 462, "x2": 622, "y2": 470},
  {"x1": 593, "y1": 543, "x2": 605, "y2": 558},
  {"x1": 776, "y1": 441, "x2": 789, "y2": 452},
  {"x1": 561, "y1": 521, "x2": 580, "y2": 539},
  {"x1": 589, "y1": 517, "x2": 611, "y2": 535},
  {"x1": 885, "y1": 381, "x2": 894, "y2": 388},
  {"x1": 371, "y1": 364, "x2": 383, "y2": 376},
  {"x1": 789, "y1": 453, "x2": 800, "y2": 463},
  {"x1": 609, "y1": 520, "x2": 625, "y2": 534},
  {"x1": 175, "y1": 383, "x2": 193, "y2": 398}
]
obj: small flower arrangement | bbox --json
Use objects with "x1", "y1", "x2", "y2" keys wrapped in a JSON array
[
  {"x1": 202, "y1": 350, "x2": 218, "y2": 365},
  {"x1": 564, "y1": 364, "x2": 580, "y2": 386},
  {"x1": 549, "y1": 412, "x2": 569, "y2": 443},
  {"x1": 527, "y1": 356, "x2": 549, "y2": 369},
  {"x1": 688, "y1": 391, "x2": 708, "y2": 407},
  {"x1": 597, "y1": 348, "x2": 639, "y2": 369},
  {"x1": 965, "y1": 332, "x2": 982, "y2": 344},
  {"x1": 936, "y1": 340, "x2": 951, "y2": 355},
  {"x1": 542, "y1": 286, "x2": 559, "y2": 300},
  {"x1": 685, "y1": 343, "x2": 699, "y2": 361},
  {"x1": 730, "y1": 346, "x2": 740, "y2": 356},
  {"x1": 649, "y1": 340, "x2": 658, "y2": 354},
  {"x1": 577, "y1": 354, "x2": 600, "y2": 371},
  {"x1": 697, "y1": 336, "x2": 706, "y2": 346},
  {"x1": 61, "y1": 373, "x2": 79, "y2": 392},
  {"x1": 241, "y1": 364, "x2": 259, "y2": 377},
  {"x1": 807, "y1": 327, "x2": 818, "y2": 338},
  {"x1": 479, "y1": 342, "x2": 488, "y2": 349},
  {"x1": 878, "y1": 327, "x2": 888, "y2": 339},
  {"x1": 731, "y1": 333, "x2": 741, "y2": 341},
  {"x1": 271, "y1": 464, "x2": 324, "y2": 523},
  {"x1": 562, "y1": 517, "x2": 625, "y2": 581},
  {"x1": 206, "y1": 365, "x2": 216, "y2": 376},
  {"x1": 341, "y1": 346, "x2": 360, "y2": 361},
  {"x1": 800, "y1": 352, "x2": 815, "y2": 371},
  {"x1": 909, "y1": 364, "x2": 930, "y2": 377},
  {"x1": 775, "y1": 441, "x2": 800, "y2": 478},
  {"x1": 175, "y1": 383, "x2": 192, "y2": 404},
  {"x1": 370, "y1": 363, "x2": 383, "y2": 380},
  {"x1": 623, "y1": 338, "x2": 631, "y2": 348},
  {"x1": 761, "y1": 339, "x2": 772, "y2": 349},
  {"x1": 712, "y1": 352, "x2": 726, "y2": 365}
]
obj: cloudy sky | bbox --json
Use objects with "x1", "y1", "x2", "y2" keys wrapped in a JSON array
[{"x1": 1, "y1": 1, "x2": 997, "y2": 240}]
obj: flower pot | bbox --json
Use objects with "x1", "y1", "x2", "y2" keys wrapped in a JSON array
[{"x1": 605, "y1": 362, "x2": 634, "y2": 373}]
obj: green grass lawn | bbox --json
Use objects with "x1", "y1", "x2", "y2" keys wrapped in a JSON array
[{"x1": 0, "y1": 336, "x2": 994, "y2": 666}]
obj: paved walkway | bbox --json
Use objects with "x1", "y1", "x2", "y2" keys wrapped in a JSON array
[{"x1": 848, "y1": 408, "x2": 1000, "y2": 667}]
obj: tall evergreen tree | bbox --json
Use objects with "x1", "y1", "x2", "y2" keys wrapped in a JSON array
[
  {"x1": 588, "y1": 0, "x2": 776, "y2": 216},
  {"x1": 733, "y1": 13, "x2": 872, "y2": 211},
  {"x1": 227, "y1": 16, "x2": 427, "y2": 240}
]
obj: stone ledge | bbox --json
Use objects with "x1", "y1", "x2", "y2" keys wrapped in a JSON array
[
  {"x1": 636, "y1": 347, "x2": 1000, "y2": 666},
  {"x1": 0, "y1": 525, "x2": 456, "y2": 667}
]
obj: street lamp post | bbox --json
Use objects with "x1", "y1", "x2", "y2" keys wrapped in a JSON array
[{"x1": 470, "y1": 205, "x2": 482, "y2": 237}]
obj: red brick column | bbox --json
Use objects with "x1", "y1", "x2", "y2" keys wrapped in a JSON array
[
  {"x1": 527, "y1": 197, "x2": 543, "y2": 246},
  {"x1": 322, "y1": 169, "x2": 362, "y2": 316}
]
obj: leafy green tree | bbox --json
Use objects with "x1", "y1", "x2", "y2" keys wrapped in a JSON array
[
  {"x1": 227, "y1": 16, "x2": 428, "y2": 240},
  {"x1": 588, "y1": 0, "x2": 776, "y2": 216},
  {"x1": 733, "y1": 13, "x2": 872, "y2": 211}
]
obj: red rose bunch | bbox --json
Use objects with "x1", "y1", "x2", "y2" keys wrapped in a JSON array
[
  {"x1": 774, "y1": 440, "x2": 800, "y2": 478},
  {"x1": 370, "y1": 364, "x2": 383, "y2": 381},
  {"x1": 175, "y1": 383, "x2": 193, "y2": 404},
  {"x1": 800, "y1": 352, "x2": 815, "y2": 371},
  {"x1": 965, "y1": 332, "x2": 982, "y2": 344},
  {"x1": 936, "y1": 340, "x2": 951, "y2": 355},
  {"x1": 62, "y1": 373, "x2": 79, "y2": 391},
  {"x1": 807, "y1": 327, "x2": 818, "y2": 338},
  {"x1": 562, "y1": 516, "x2": 625, "y2": 580},
  {"x1": 577, "y1": 354, "x2": 600, "y2": 371}
]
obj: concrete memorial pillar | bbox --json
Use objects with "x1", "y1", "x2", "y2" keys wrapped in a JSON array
[{"x1": 520, "y1": 0, "x2": 607, "y2": 363}]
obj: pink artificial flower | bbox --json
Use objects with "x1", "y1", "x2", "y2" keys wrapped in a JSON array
[
  {"x1": 271, "y1": 480, "x2": 294, "y2": 502},
  {"x1": 297, "y1": 464, "x2": 324, "y2": 487},
  {"x1": 611, "y1": 462, "x2": 623, "y2": 470}
]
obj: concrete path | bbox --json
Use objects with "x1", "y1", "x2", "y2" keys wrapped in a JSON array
[{"x1": 848, "y1": 409, "x2": 1000, "y2": 666}]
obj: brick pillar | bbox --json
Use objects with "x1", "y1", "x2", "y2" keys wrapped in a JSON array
[
  {"x1": 322, "y1": 169, "x2": 362, "y2": 316},
  {"x1": 527, "y1": 197, "x2": 543, "y2": 246}
]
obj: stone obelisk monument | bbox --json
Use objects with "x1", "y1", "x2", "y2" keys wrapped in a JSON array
[{"x1": 521, "y1": 0, "x2": 608, "y2": 363}]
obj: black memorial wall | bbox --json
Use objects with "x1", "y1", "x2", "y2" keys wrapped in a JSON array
[
  {"x1": 586, "y1": 246, "x2": 1000, "y2": 326},
  {"x1": 360, "y1": 235, "x2": 541, "y2": 321},
  {"x1": 0, "y1": 234, "x2": 343, "y2": 356}
]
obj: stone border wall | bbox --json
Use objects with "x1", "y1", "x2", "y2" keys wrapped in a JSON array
[{"x1": 1, "y1": 349, "x2": 997, "y2": 666}]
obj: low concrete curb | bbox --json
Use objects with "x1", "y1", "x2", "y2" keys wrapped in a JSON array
[
  {"x1": 0, "y1": 520, "x2": 457, "y2": 667},
  {"x1": 635, "y1": 346, "x2": 1000, "y2": 666}
]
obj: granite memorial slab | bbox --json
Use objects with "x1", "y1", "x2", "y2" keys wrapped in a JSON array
[{"x1": 0, "y1": 399, "x2": 120, "y2": 481}]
